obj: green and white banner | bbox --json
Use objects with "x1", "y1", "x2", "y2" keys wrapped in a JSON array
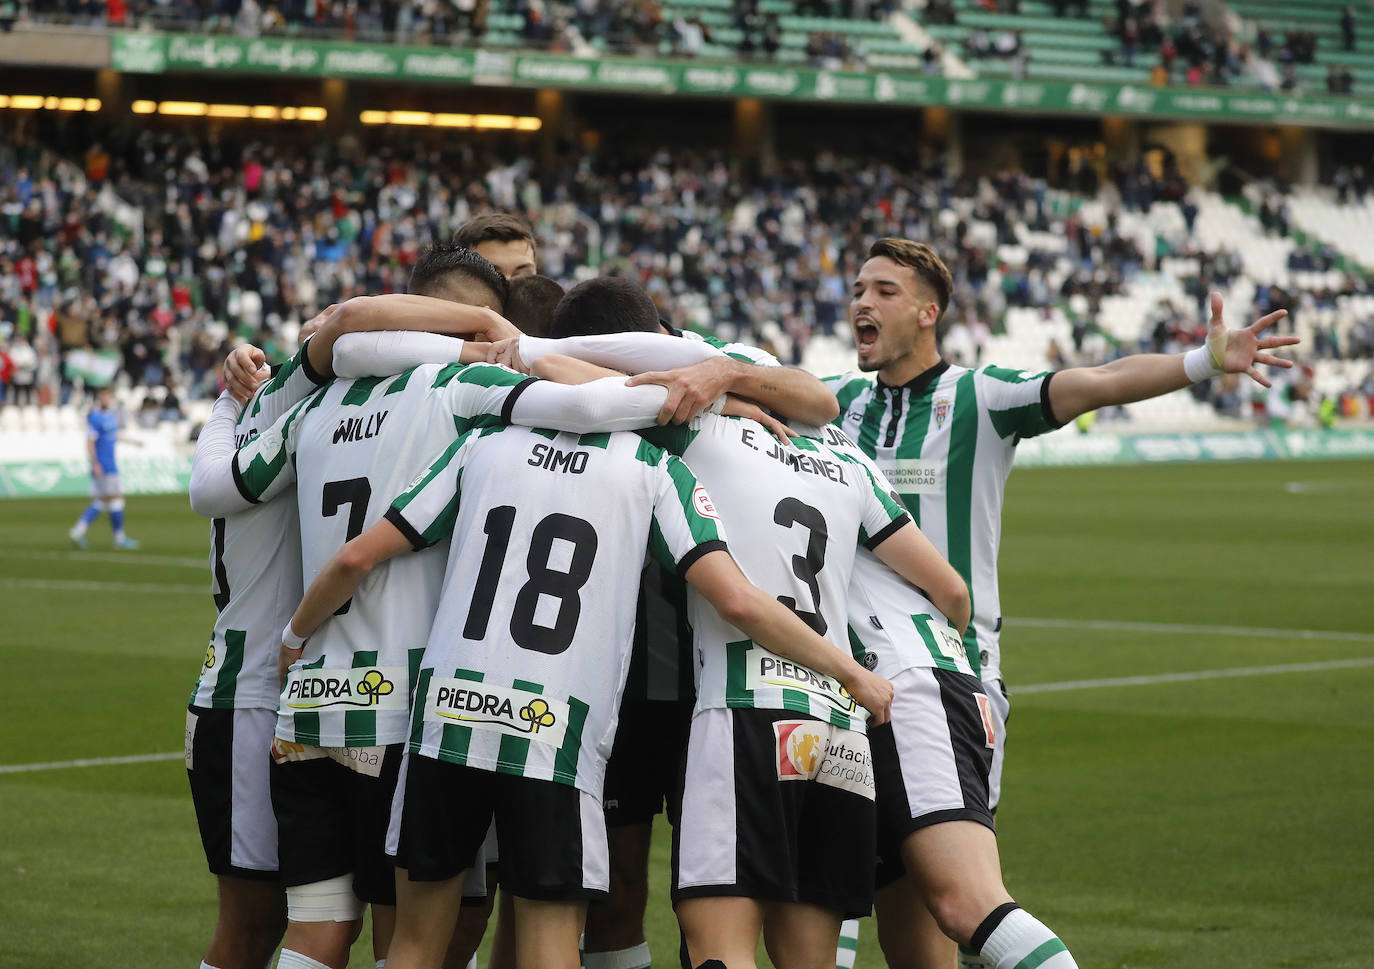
[
  {"x1": 0, "y1": 455, "x2": 193, "y2": 498},
  {"x1": 109, "y1": 34, "x2": 1374, "y2": 128},
  {"x1": 1014, "y1": 428, "x2": 1374, "y2": 467}
]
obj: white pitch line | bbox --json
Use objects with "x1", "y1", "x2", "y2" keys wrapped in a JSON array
[
  {"x1": 0, "y1": 751, "x2": 183, "y2": 774},
  {"x1": 0, "y1": 578, "x2": 204, "y2": 595},
  {"x1": 0, "y1": 549, "x2": 205, "y2": 568},
  {"x1": 1007, "y1": 616, "x2": 1374, "y2": 644},
  {"x1": 8, "y1": 657, "x2": 1374, "y2": 775},
  {"x1": 1016, "y1": 657, "x2": 1374, "y2": 694}
]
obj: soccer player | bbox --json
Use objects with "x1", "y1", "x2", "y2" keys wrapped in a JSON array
[
  {"x1": 277, "y1": 416, "x2": 893, "y2": 969},
  {"x1": 69, "y1": 385, "x2": 138, "y2": 549},
  {"x1": 205, "y1": 254, "x2": 716, "y2": 969},
  {"x1": 454, "y1": 213, "x2": 538, "y2": 280},
  {"x1": 821, "y1": 238, "x2": 1295, "y2": 969},
  {"x1": 525, "y1": 280, "x2": 971, "y2": 969},
  {"x1": 186, "y1": 284, "x2": 516, "y2": 969}
]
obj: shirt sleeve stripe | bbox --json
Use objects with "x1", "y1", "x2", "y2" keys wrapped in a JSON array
[
  {"x1": 675, "y1": 539, "x2": 729, "y2": 578},
  {"x1": 384, "y1": 506, "x2": 432, "y2": 551},
  {"x1": 230, "y1": 456, "x2": 261, "y2": 505},
  {"x1": 499, "y1": 376, "x2": 541, "y2": 425},
  {"x1": 1039, "y1": 371, "x2": 1064, "y2": 429},
  {"x1": 863, "y1": 513, "x2": 911, "y2": 550}
]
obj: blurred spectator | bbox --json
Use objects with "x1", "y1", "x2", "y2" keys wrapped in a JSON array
[{"x1": 1341, "y1": 5, "x2": 1356, "y2": 52}]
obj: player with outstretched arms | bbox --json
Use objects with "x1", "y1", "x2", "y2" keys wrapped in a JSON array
[{"x1": 277, "y1": 414, "x2": 892, "y2": 969}]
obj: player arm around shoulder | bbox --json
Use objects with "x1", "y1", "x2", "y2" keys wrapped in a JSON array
[
  {"x1": 683, "y1": 548, "x2": 893, "y2": 722},
  {"x1": 1046, "y1": 293, "x2": 1296, "y2": 424}
]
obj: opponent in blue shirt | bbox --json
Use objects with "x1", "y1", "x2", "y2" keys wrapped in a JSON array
[{"x1": 69, "y1": 386, "x2": 139, "y2": 549}]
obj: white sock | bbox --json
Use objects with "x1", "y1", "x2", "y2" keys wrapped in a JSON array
[
  {"x1": 583, "y1": 943, "x2": 652, "y2": 969},
  {"x1": 974, "y1": 905, "x2": 1078, "y2": 969},
  {"x1": 465, "y1": 958, "x2": 477, "y2": 969},
  {"x1": 376, "y1": 961, "x2": 386, "y2": 969},
  {"x1": 276, "y1": 950, "x2": 334, "y2": 969},
  {"x1": 200, "y1": 962, "x2": 222, "y2": 969},
  {"x1": 836, "y1": 918, "x2": 860, "y2": 969}
]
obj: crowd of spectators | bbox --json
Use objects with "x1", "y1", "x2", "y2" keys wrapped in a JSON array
[{"x1": 1, "y1": 113, "x2": 1370, "y2": 419}]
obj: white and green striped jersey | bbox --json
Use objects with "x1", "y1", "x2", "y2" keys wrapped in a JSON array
[
  {"x1": 390, "y1": 424, "x2": 726, "y2": 797},
  {"x1": 627, "y1": 333, "x2": 780, "y2": 704},
  {"x1": 190, "y1": 340, "x2": 330, "y2": 710},
  {"x1": 814, "y1": 424, "x2": 973, "y2": 680},
  {"x1": 644, "y1": 415, "x2": 910, "y2": 733},
  {"x1": 682, "y1": 329, "x2": 782, "y2": 367},
  {"x1": 824, "y1": 362, "x2": 1062, "y2": 682},
  {"x1": 232, "y1": 361, "x2": 537, "y2": 748}
]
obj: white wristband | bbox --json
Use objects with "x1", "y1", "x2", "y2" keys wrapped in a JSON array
[
  {"x1": 282, "y1": 621, "x2": 308, "y2": 651},
  {"x1": 1183, "y1": 345, "x2": 1224, "y2": 383}
]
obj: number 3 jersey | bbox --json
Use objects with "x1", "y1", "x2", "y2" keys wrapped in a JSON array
[
  {"x1": 231, "y1": 362, "x2": 537, "y2": 748},
  {"x1": 387, "y1": 425, "x2": 726, "y2": 799},
  {"x1": 642, "y1": 416, "x2": 910, "y2": 733}
]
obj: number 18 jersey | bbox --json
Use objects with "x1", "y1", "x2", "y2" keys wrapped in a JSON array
[{"x1": 388, "y1": 425, "x2": 726, "y2": 798}]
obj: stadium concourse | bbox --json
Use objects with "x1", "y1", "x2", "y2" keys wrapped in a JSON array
[{"x1": 1, "y1": 118, "x2": 1372, "y2": 434}]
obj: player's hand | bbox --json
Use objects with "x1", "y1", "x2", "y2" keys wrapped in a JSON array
[
  {"x1": 720, "y1": 396, "x2": 797, "y2": 446},
  {"x1": 279, "y1": 643, "x2": 303, "y2": 684},
  {"x1": 224, "y1": 344, "x2": 269, "y2": 404},
  {"x1": 91, "y1": 465, "x2": 105, "y2": 480},
  {"x1": 627, "y1": 357, "x2": 737, "y2": 425},
  {"x1": 299, "y1": 303, "x2": 341, "y2": 344},
  {"x1": 844, "y1": 666, "x2": 893, "y2": 724},
  {"x1": 478, "y1": 310, "x2": 521, "y2": 344},
  {"x1": 488, "y1": 337, "x2": 528, "y2": 374},
  {"x1": 1211, "y1": 293, "x2": 1299, "y2": 388}
]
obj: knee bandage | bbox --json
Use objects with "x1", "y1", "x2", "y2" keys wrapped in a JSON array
[{"x1": 286, "y1": 874, "x2": 364, "y2": 923}]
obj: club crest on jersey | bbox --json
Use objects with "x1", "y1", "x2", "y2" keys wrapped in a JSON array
[
  {"x1": 425, "y1": 677, "x2": 571, "y2": 749},
  {"x1": 283, "y1": 666, "x2": 407, "y2": 711},
  {"x1": 692, "y1": 486, "x2": 720, "y2": 520},
  {"x1": 934, "y1": 396, "x2": 952, "y2": 428},
  {"x1": 772, "y1": 720, "x2": 876, "y2": 799},
  {"x1": 203, "y1": 642, "x2": 216, "y2": 669}
]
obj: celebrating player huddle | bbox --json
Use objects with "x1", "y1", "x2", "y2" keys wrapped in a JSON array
[{"x1": 184, "y1": 218, "x2": 1295, "y2": 969}]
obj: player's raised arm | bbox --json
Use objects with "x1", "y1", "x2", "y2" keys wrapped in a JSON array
[
  {"x1": 315, "y1": 294, "x2": 518, "y2": 379},
  {"x1": 682, "y1": 549, "x2": 893, "y2": 721},
  {"x1": 1046, "y1": 293, "x2": 1296, "y2": 424},
  {"x1": 502, "y1": 329, "x2": 840, "y2": 426}
]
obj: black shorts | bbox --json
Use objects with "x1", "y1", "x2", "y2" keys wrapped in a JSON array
[
  {"x1": 671, "y1": 707, "x2": 877, "y2": 920},
  {"x1": 393, "y1": 754, "x2": 609, "y2": 902},
  {"x1": 872, "y1": 667, "x2": 995, "y2": 889},
  {"x1": 269, "y1": 742, "x2": 404, "y2": 905},
  {"x1": 602, "y1": 698, "x2": 694, "y2": 827},
  {"x1": 186, "y1": 706, "x2": 279, "y2": 880}
]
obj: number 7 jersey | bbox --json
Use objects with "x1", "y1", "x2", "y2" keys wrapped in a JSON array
[
  {"x1": 231, "y1": 361, "x2": 537, "y2": 748},
  {"x1": 387, "y1": 425, "x2": 727, "y2": 798}
]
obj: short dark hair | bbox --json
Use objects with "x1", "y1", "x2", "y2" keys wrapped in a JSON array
[
  {"x1": 868, "y1": 238, "x2": 954, "y2": 318},
  {"x1": 407, "y1": 244, "x2": 509, "y2": 310},
  {"x1": 453, "y1": 213, "x2": 536, "y2": 251},
  {"x1": 549, "y1": 277, "x2": 660, "y2": 339},
  {"x1": 505, "y1": 275, "x2": 565, "y2": 338}
]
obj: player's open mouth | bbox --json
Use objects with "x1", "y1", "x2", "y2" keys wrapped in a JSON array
[{"x1": 855, "y1": 322, "x2": 879, "y2": 353}]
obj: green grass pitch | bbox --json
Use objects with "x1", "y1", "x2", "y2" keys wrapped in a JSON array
[{"x1": 2, "y1": 459, "x2": 1371, "y2": 968}]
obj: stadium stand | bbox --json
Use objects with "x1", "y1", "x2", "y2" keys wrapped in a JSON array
[{"x1": 2, "y1": 109, "x2": 1370, "y2": 439}]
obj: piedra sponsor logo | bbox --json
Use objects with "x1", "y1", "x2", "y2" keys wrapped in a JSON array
[
  {"x1": 1067, "y1": 84, "x2": 1109, "y2": 111},
  {"x1": 746, "y1": 650, "x2": 857, "y2": 714},
  {"x1": 247, "y1": 40, "x2": 322, "y2": 73},
  {"x1": 426, "y1": 678, "x2": 570, "y2": 747},
  {"x1": 684, "y1": 67, "x2": 739, "y2": 90},
  {"x1": 284, "y1": 667, "x2": 404, "y2": 710},
  {"x1": 168, "y1": 37, "x2": 244, "y2": 69}
]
